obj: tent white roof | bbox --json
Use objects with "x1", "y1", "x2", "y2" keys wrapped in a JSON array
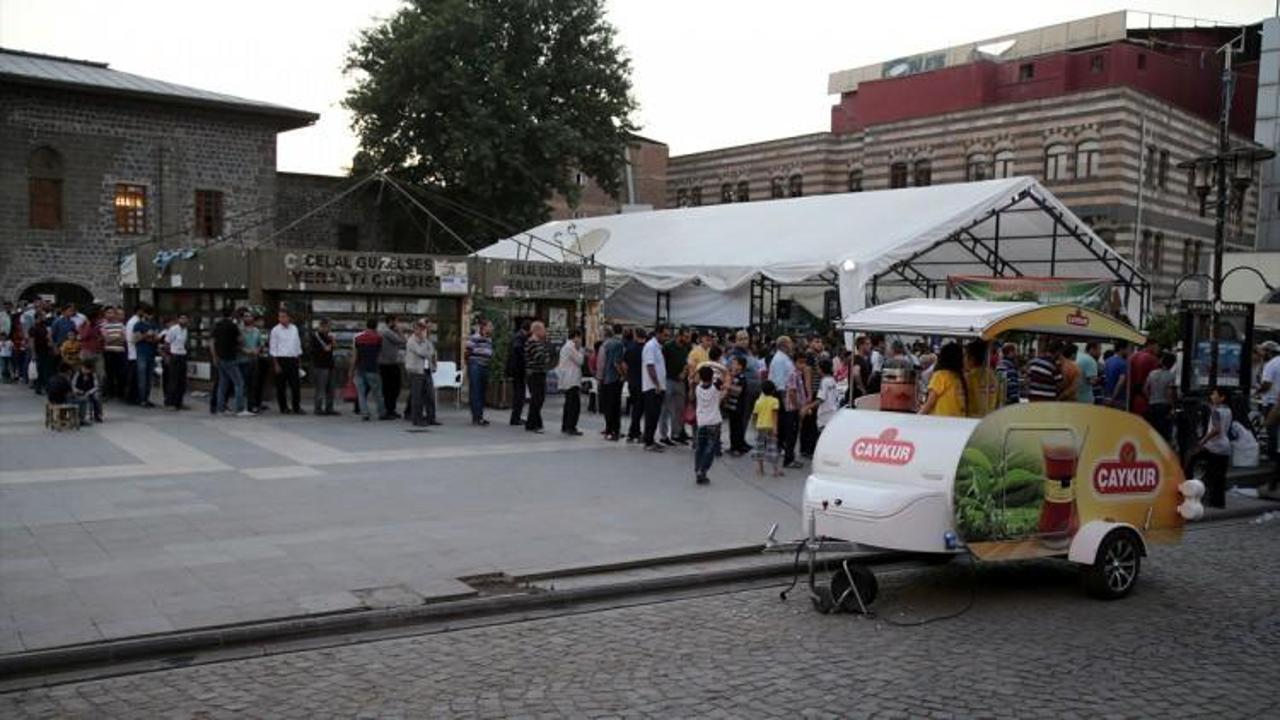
[
  {"x1": 839, "y1": 298, "x2": 1147, "y2": 342},
  {"x1": 477, "y1": 176, "x2": 1147, "y2": 317},
  {"x1": 840, "y1": 299, "x2": 1040, "y2": 336}
]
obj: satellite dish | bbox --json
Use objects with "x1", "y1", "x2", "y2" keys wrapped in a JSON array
[{"x1": 571, "y1": 228, "x2": 610, "y2": 259}]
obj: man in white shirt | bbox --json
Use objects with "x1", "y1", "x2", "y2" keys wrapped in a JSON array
[
  {"x1": 124, "y1": 306, "x2": 144, "y2": 404},
  {"x1": 268, "y1": 309, "x2": 304, "y2": 414},
  {"x1": 161, "y1": 314, "x2": 189, "y2": 410},
  {"x1": 641, "y1": 324, "x2": 670, "y2": 451},
  {"x1": 1258, "y1": 341, "x2": 1280, "y2": 474}
]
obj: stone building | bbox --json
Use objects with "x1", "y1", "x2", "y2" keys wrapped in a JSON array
[
  {"x1": 666, "y1": 12, "x2": 1270, "y2": 303},
  {"x1": 0, "y1": 48, "x2": 316, "y2": 306},
  {"x1": 547, "y1": 134, "x2": 669, "y2": 219}
]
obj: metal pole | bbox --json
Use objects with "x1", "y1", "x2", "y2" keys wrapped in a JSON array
[{"x1": 1209, "y1": 42, "x2": 1236, "y2": 389}]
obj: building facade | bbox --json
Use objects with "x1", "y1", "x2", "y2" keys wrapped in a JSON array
[
  {"x1": 0, "y1": 48, "x2": 316, "y2": 306},
  {"x1": 547, "y1": 134, "x2": 669, "y2": 220},
  {"x1": 666, "y1": 12, "x2": 1269, "y2": 304}
]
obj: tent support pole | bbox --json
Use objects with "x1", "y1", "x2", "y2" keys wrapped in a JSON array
[
  {"x1": 1050, "y1": 222, "x2": 1058, "y2": 277},
  {"x1": 993, "y1": 212, "x2": 1002, "y2": 276}
]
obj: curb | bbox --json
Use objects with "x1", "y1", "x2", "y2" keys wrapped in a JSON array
[
  {"x1": 3, "y1": 504, "x2": 1275, "y2": 681},
  {"x1": 0, "y1": 550, "x2": 893, "y2": 681}
]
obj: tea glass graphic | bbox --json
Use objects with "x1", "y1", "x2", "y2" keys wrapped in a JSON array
[{"x1": 1041, "y1": 431, "x2": 1079, "y2": 488}]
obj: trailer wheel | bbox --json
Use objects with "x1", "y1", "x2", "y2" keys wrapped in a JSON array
[
  {"x1": 829, "y1": 563, "x2": 878, "y2": 613},
  {"x1": 1083, "y1": 529, "x2": 1142, "y2": 600}
]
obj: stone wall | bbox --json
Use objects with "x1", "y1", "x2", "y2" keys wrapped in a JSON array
[{"x1": 0, "y1": 86, "x2": 280, "y2": 304}]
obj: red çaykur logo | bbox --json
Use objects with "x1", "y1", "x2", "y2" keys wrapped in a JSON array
[
  {"x1": 1066, "y1": 309, "x2": 1090, "y2": 328},
  {"x1": 1092, "y1": 441, "x2": 1160, "y2": 495},
  {"x1": 851, "y1": 428, "x2": 915, "y2": 465}
]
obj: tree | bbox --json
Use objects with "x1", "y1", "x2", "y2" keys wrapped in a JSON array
[{"x1": 344, "y1": 0, "x2": 637, "y2": 251}]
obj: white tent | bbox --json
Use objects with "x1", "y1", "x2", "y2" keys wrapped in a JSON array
[{"x1": 476, "y1": 176, "x2": 1148, "y2": 326}]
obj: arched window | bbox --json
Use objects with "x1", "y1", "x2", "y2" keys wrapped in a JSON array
[
  {"x1": 994, "y1": 149, "x2": 1015, "y2": 178},
  {"x1": 1044, "y1": 143, "x2": 1071, "y2": 181},
  {"x1": 720, "y1": 183, "x2": 734, "y2": 203},
  {"x1": 28, "y1": 146, "x2": 63, "y2": 230},
  {"x1": 736, "y1": 180, "x2": 750, "y2": 202},
  {"x1": 847, "y1": 169, "x2": 863, "y2": 192},
  {"x1": 770, "y1": 177, "x2": 785, "y2": 199},
  {"x1": 965, "y1": 153, "x2": 989, "y2": 182},
  {"x1": 913, "y1": 159, "x2": 932, "y2": 187},
  {"x1": 689, "y1": 186, "x2": 702, "y2": 206},
  {"x1": 788, "y1": 173, "x2": 803, "y2": 197},
  {"x1": 889, "y1": 162, "x2": 908, "y2": 189},
  {"x1": 1075, "y1": 140, "x2": 1101, "y2": 179}
]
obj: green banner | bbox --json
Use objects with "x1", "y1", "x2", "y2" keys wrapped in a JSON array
[{"x1": 947, "y1": 276, "x2": 1111, "y2": 310}]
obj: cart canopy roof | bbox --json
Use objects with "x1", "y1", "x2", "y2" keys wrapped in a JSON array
[{"x1": 839, "y1": 298, "x2": 1146, "y2": 343}]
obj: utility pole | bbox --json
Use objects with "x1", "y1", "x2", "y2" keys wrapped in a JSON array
[{"x1": 1208, "y1": 37, "x2": 1237, "y2": 390}]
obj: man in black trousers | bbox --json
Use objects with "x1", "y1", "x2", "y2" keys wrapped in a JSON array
[
  {"x1": 523, "y1": 321, "x2": 550, "y2": 433},
  {"x1": 507, "y1": 321, "x2": 529, "y2": 425}
]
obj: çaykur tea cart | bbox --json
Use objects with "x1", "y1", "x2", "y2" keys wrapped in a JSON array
[{"x1": 765, "y1": 299, "x2": 1206, "y2": 614}]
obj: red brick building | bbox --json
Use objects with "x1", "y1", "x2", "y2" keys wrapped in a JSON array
[{"x1": 667, "y1": 11, "x2": 1269, "y2": 302}]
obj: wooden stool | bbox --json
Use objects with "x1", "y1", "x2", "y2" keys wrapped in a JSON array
[{"x1": 45, "y1": 404, "x2": 81, "y2": 431}]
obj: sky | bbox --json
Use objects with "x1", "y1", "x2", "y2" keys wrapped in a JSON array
[{"x1": 1, "y1": 0, "x2": 1275, "y2": 176}]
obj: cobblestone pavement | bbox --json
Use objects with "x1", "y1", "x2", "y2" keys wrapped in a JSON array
[{"x1": 2, "y1": 518, "x2": 1277, "y2": 718}]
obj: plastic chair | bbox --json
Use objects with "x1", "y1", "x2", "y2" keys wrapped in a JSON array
[{"x1": 433, "y1": 360, "x2": 463, "y2": 407}]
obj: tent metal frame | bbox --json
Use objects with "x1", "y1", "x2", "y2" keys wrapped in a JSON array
[{"x1": 869, "y1": 186, "x2": 1150, "y2": 323}]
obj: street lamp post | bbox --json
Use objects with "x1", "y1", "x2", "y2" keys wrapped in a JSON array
[{"x1": 1176, "y1": 32, "x2": 1275, "y2": 391}]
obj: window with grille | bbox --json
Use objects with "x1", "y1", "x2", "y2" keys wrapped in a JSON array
[
  {"x1": 993, "y1": 150, "x2": 1015, "y2": 178},
  {"x1": 736, "y1": 180, "x2": 749, "y2": 202},
  {"x1": 114, "y1": 184, "x2": 147, "y2": 235},
  {"x1": 1075, "y1": 140, "x2": 1101, "y2": 179},
  {"x1": 195, "y1": 190, "x2": 224, "y2": 238},
  {"x1": 675, "y1": 188, "x2": 689, "y2": 207},
  {"x1": 28, "y1": 146, "x2": 64, "y2": 230},
  {"x1": 788, "y1": 174, "x2": 803, "y2": 197},
  {"x1": 965, "y1": 154, "x2": 988, "y2": 182},
  {"x1": 1157, "y1": 150, "x2": 1169, "y2": 189},
  {"x1": 29, "y1": 179, "x2": 62, "y2": 230},
  {"x1": 913, "y1": 160, "x2": 931, "y2": 187},
  {"x1": 889, "y1": 162, "x2": 908, "y2": 189},
  {"x1": 1044, "y1": 144, "x2": 1070, "y2": 181},
  {"x1": 720, "y1": 183, "x2": 734, "y2": 203},
  {"x1": 689, "y1": 186, "x2": 702, "y2": 206},
  {"x1": 847, "y1": 169, "x2": 862, "y2": 192},
  {"x1": 770, "y1": 177, "x2": 785, "y2": 199},
  {"x1": 1151, "y1": 232, "x2": 1164, "y2": 275},
  {"x1": 1145, "y1": 145, "x2": 1158, "y2": 187},
  {"x1": 1138, "y1": 230, "x2": 1152, "y2": 270}
]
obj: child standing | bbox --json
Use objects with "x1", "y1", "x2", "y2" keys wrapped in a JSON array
[
  {"x1": 0, "y1": 333, "x2": 13, "y2": 383},
  {"x1": 693, "y1": 365, "x2": 726, "y2": 485},
  {"x1": 815, "y1": 359, "x2": 840, "y2": 436},
  {"x1": 752, "y1": 380, "x2": 782, "y2": 477}
]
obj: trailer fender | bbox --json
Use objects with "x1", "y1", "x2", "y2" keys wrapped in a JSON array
[{"x1": 1067, "y1": 521, "x2": 1147, "y2": 565}]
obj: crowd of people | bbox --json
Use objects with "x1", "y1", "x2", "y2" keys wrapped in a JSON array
[
  {"x1": 502, "y1": 323, "x2": 842, "y2": 485},
  {"x1": 4, "y1": 297, "x2": 1277, "y2": 494}
]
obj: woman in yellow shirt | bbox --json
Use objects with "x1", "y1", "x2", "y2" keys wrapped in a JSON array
[
  {"x1": 920, "y1": 342, "x2": 967, "y2": 417},
  {"x1": 963, "y1": 339, "x2": 1002, "y2": 418}
]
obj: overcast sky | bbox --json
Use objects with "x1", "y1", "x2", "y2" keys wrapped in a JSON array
[{"x1": 2, "y1": 0, "x2": 1274, "y2": 175}]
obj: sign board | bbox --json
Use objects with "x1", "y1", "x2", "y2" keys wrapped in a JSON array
[
  {"x1": 257, "y1": 250, "x2": 469, "y2": 296},
  {"x1": 1178, "y1": 300, "x2": 1254, "y2": 394},
  {"x1": 948, "y1": 275, "x2": 1111, "y2": 310},
  {"x1": 133, "y1": 246, "x2": 251, "y2": 291},
  {"x1": 476, "y1": 259, "x2": 606, "y2": 301}
]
